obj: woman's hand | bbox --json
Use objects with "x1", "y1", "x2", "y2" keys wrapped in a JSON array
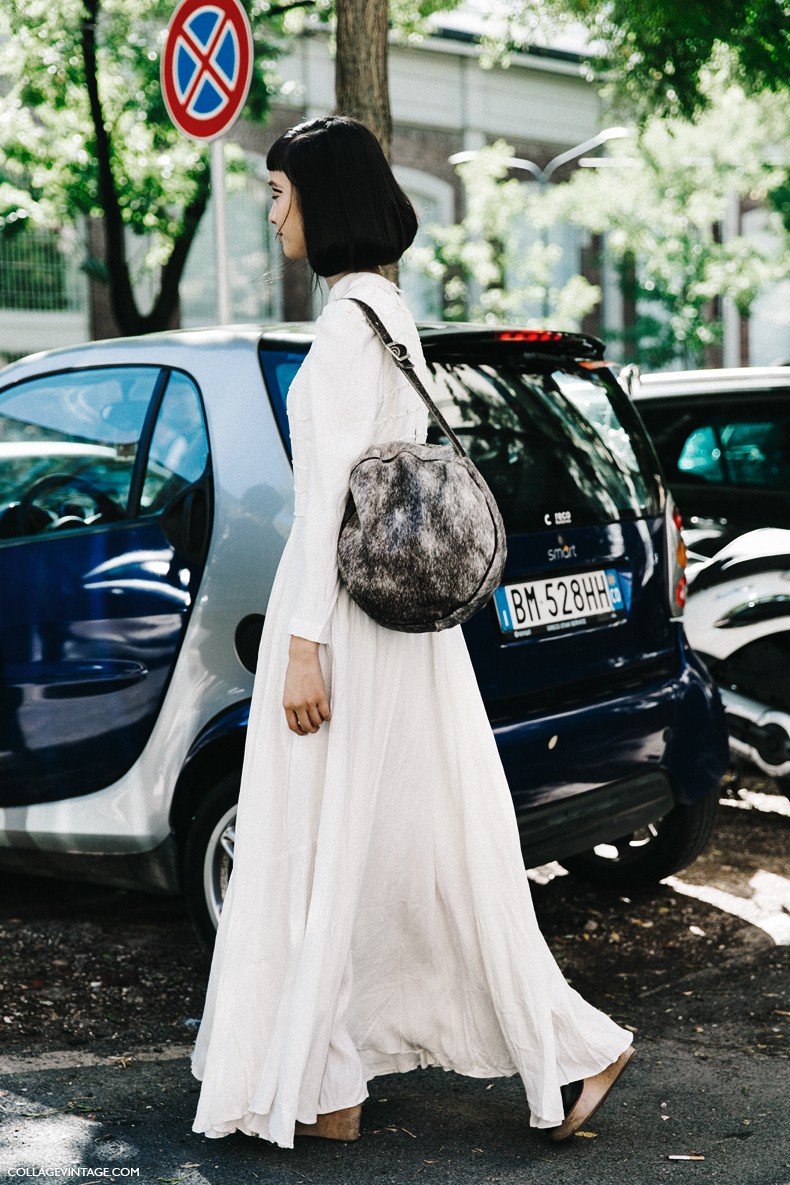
[{"x1": 283, "y1": 635, "x2": 332, "y2": 735}]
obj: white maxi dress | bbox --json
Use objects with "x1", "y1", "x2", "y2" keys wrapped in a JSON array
[{"x1": 191, "y1": 271, "x2": 632, "y2": 1148}]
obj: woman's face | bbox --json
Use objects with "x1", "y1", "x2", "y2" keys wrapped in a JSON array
[{"x1": 267, "y1": 170, "x2": 307, "y2": 260}]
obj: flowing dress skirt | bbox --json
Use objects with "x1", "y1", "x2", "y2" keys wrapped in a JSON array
[{"x1": 191, "y1": 518, "x2": 633, "y2": 1148}]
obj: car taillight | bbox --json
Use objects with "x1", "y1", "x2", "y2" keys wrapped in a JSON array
[
  {"x1": 497, "y1": 330, "x2": 564, "y2": 343},
  {"x1": 666, "y1": 496, "x2": 687, "y2": 617}
]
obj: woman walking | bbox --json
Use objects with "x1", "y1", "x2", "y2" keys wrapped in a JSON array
[{"x1": 191, "y1": 115, "x2": 634, "y2": 1149}]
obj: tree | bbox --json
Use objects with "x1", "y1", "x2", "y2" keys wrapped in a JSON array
[
  {"x1": 535, "y1": 77, "x2": 790, "y2": 366},
  {"x1": 333, "y1": 0, "x2": 464, "y2": 157},
  {"x1": 0, "y1": 0, "x2": 287, "y2": 335},
  {"x1": 576, "y1": 0, "x2": 788, "y2": 119},
  {"x1": 1, "y1": 0, "x2": 466, "y2": 334},
  {"x1": 331, "y1": 0, "x2": 463, "y2": 285},
  {"x1": 485, "y1": 0, "x2": 789, "y2": 120},
  {"x1": 413, "y1": 75, "x2": 790, "y2": 365},
  {"x1": 412, "y1": 141, "x2": 600, "y2": 330}
]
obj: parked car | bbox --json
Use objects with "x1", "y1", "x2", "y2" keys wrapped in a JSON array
[
  {"x1": 629, "y1": 367, "x2": 790, "y2": 558},
  {"x1": 0, "y1": 324, "x2": 728, "y2": 945},
  {"x1": 629, "y1": 366, "x2": 790, "y2": 786}
]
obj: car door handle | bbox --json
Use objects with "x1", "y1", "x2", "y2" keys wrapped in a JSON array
[{"x1": 5, "y1": 660, "x2": 149, "y2": 699}]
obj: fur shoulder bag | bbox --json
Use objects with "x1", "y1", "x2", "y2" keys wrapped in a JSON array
[{"x1": 336, "y1": 298, "x2": 507, "y2": 632}]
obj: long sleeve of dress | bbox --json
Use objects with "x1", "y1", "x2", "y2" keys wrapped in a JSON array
[{"x1": 288, "y1": 299, "x2": 384, "y2": 644}]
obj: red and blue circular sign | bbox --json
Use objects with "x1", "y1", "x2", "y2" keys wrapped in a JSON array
[{"x1": 161, "y1": 0, "x2": 253, "y2": 141}]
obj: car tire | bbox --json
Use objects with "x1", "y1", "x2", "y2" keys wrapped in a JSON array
[
  {"x1": 183, "y1": 771, "x2": 239, "y2": 948},
  {"x1": 558, "y1": 786, "x2": 720, "y2": 890}
]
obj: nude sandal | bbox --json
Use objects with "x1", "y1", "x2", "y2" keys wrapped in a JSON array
[
  {"x1": 549, "y1": 1045, "x2": 636, "y2": 1142},
  {"x1": 294, "y1": 1103, "x2": 362, "y2": 1141}
]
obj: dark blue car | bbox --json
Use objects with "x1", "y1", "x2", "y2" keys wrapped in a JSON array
[{"x1": 0, "y1": 323, "x2": 728, "y2": 944}]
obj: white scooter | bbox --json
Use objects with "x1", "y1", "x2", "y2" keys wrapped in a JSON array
[{"x1": 684, "y1": 527, "x2": 790, "y2": 789}]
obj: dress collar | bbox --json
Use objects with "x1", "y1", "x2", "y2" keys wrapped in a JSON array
[{"x1": 326, "y1": 271, "x2": 400, "y2": 303}]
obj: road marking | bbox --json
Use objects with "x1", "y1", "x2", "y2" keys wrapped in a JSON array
[
  {"x1": 721, "y1": 788, "x2": 790, "y2": 818},
  {"x1": 666, "y1": 869, "x2": 790, "y2": 945}
]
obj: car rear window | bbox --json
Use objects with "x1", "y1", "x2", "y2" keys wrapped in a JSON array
[
  {"x1": 426, "y1": 359, "x2": 660, "y2": 532},
  {"x1": 260, "y1": 343, "x2": 661, "y2": 532}
]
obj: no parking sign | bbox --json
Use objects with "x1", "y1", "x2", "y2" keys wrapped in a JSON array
[{"x1": 161, "y1": 0, "x2": 253, "y2": 141}]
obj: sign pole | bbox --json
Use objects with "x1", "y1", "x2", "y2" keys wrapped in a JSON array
[{"x1": 211, "y1": 137, "x2": 231, "y2": 325}]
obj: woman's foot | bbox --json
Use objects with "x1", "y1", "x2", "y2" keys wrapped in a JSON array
[
  {"x1": 549, "y1": 1046, "x2": 636, "y2": 1142},
  {"x1": 294, "y1": 1103, "x2": 362, "y2": 1142}
]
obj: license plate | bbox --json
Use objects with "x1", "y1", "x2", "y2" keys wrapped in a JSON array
[{"x1": 493, "y1": 568, "x2": 627, "y2": 638}]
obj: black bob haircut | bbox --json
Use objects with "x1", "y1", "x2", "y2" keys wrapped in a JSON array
[{"x1": 266, "y1": 116, "x2": 418, "y2": 277}]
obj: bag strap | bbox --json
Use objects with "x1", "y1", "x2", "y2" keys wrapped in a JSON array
[{"x1": 345, "y1": 297, "x2": 466, "y2": 457}]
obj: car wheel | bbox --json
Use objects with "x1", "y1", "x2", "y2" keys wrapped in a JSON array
[
  {"x1": 558, "y1": 786, "x2": 720, "y2": 890},
  {"x1": 183, "y1": 771, "x2": 239, "y2": 947}
]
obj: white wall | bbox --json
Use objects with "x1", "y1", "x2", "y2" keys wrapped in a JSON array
[{"x1": 0, "y1": 310, "x2": 90, "y2": 363}]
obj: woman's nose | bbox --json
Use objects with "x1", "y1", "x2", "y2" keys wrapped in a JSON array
[{"x1": 268, "y1": 205, "x2": 277, "y2": 226}]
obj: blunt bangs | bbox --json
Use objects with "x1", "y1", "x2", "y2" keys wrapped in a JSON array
[{"x1": 266, "y1": 117, "x2": 418, "y2": 277}]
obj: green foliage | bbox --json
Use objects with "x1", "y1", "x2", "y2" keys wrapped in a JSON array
[
  {"x1": 388, "y1": 0, "x2": 463, "y2": 36},
  {"x1": 414, "y1": 72, "x2": 789, "y2": 366},
  {"x1": 576, "y1": 0, "x2": 790, "y2": 119},
  {"x1": 0, "y1": 0, "x2": 286, "y2": 324},
  {"x1": 268, "y1": 0, "x2": 465, "y2": 54},
  {"x1": 413, "y1": 141, "x2": 600, "y2": 330},
  {"x1": 768, "y1": 173, "x2": 790, "y2": 234},
  {"x1": 489, "y1": 0, "x2": 789, "y2": 119},
  {"x1": 539, "y1": 76, "x2": 790, "y2": 366},
  {"x1": 0, "y1": 0, "x2": 283, "y2": 227}
]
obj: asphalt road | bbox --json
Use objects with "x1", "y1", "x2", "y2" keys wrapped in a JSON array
[{"x1": 1, "y1": 778, "x2": 788, "y2": 1185}]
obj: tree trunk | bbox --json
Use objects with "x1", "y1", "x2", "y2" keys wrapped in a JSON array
[
  {"x1": 81, "y1": 0, "x2": 141, "y2": 334},
  {"x1": 143, "y1": 167, "x2": 211, "y2": 333},
  {"x1": 335, "y1": 0, "x2": 392, "y2": 160},
  {"x1": 335, "y1": 0, "x2": 397, "y2": 280},
  {"x1": 81, "y1": 0, "x2": 210, "y2": 336}
]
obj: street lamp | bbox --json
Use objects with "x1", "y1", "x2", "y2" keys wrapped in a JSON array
[
  {"x1": 449, "y1": 126, "x2": 633, "y2": 317},
  {"x1": 449, "y1": 126, "x2": 633, "y2": 184}
]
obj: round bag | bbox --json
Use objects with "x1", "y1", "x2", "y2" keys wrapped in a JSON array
[{"x1": 336, "y1": 300, "x2": 507, "y2": 632}]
